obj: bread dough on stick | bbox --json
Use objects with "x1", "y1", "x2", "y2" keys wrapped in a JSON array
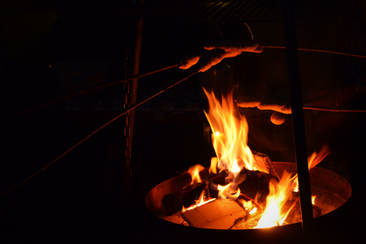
[
  {"x1": 178, "y1": 39, "x2": 262, "y2": 72},
  {"x1": 178, "y1": 50, "x2": 242, "y2": 72},
  {"x1": 204, "y1": 39, "x2": 263, "y2": 53},
  {"x1": 197, "y1": 49, "x2": 242, "y2": 72},
  {"x1": 236, "y1": 99, "x2": 292, "y2": 114},
  {"x1": 178, "y1": 54, "x2": 203, "y2": 69}
]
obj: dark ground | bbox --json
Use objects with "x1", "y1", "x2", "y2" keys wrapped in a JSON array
[{"x1": 1, "y1": 1, "x2": 366, "y2": 243}]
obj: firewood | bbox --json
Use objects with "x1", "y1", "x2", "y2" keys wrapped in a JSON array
[
  {"x1": 161, "y1": 171, "x2": 227, "y2": 215},
  {"x1": 236, "y1": 167, "x2": 279, "y2": 203},
  {"x1": 161, "y1": 158, "x2": 278, "y2": 216},
  {"x1": 161, "y1": 182, "x2": 206, "y2": 215},
  {"x1": 252, "y1": 150, "x2": 280, "y2": 180}
]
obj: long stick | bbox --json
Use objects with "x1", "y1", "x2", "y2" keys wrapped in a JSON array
[
  {"x1": 0, "y1": 70, "x2": 199, "y2": 198},
  {"x1": 0, "y1": 64, "x2": 179, "y2": 122},
  {"x1": 281, "y1": 1, "x2": 313, "y2": 243},
  {"x1": 261, "y1": 45, "x2": 366, "y2": 59}
]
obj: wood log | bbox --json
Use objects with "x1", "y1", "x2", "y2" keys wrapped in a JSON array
[
  {"x1": 162, "y1": 167, "x2": 278, "y2": 215},
  {"x1": 161, "y1": 182, "x2": 207, "y2": 216},
  {"x1": 236, "y1": 167, "x2": 279, "y2": 203},
  {"x1": 161, "y1": 171, "x2": 226, "y2": 215},
  {"x1": 161, "y1": 152, "x2": 280, "y2": 216},
  {"x1": 252, "y1": 151, "x2": 280, "y2": 180}
]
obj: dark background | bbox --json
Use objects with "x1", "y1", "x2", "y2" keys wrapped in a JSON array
[{"x1": 1, "y1": 0, "x2": 366, "y2": 243}]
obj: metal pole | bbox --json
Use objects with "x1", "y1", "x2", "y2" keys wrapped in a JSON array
[
  {"x1": 124, "y1": 16, "x2": 144, "y2": 192},
  {"x1": 281, "y1": 0, "x2": 313, "y2": 242}
]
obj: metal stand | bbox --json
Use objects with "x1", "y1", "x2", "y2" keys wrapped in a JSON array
[{"x1": 281, "y1": 1, "x2": 314, "y2": 243}]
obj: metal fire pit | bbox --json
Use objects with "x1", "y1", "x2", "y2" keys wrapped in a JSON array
[{"x1": 146, "y1": 162, "x2": 351, "y2": 230}]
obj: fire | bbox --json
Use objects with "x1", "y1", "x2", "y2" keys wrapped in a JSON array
[
  {"x1": 255, "y1": 171, "x2": 295, "y2": 228},
  {"x1": 239, "y1": 199, "x2": 257, "y2": 214},
  {"x1": 188, "y1": 164, "x2": 205, "y2": 185},
  {"x1": 217, "y1": 183, "x2": 241, "y2": 200},
  {"x1": 312, "y1": 195, "x2": 316, "y2": 205},
  {"x1": 308, "y1": 144, "x2": 331, "y2": 169},
  {"x1": 182, "y1": 190, "x2": 216, "y2": 212},
  {"x1": 204, "y1": 89, "x2": 268, "y2": 200},
  {"x1": 204, "y1": 88, "x2": 255, "y2": 176},
  {"x1": 255, "y1": 145, "x2": 330, "y2": 228},
  {"x1": 179, "y1": 90, "x2": 331, "y2": 229},
  {"x1": 292, "y1": 144, "x2": 331, "y2": 192}
]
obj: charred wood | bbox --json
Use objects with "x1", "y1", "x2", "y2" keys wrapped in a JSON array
[
  {"x1": 237, "y1": 167, "x2": 279, "y2": 203},
  {"x1": 162, "y1": 166, "x2": 278, "y2": 215},
  {"x1": 161, "y1": 171, "x2": 226, "y2": 215},
  {"x1": 252, "y1": 151, "x2": 280, "y2": 180}
]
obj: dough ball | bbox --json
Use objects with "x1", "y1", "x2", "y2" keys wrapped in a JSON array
[{"x1": 270, "y1": 112, "x2": 286, "y2": 125}]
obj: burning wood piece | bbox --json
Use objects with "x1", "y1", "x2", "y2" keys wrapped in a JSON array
[
  {"x1": 161, "y1": 171, "x2": 227, "y2": 215},
  {"x1": 230, "y1": 211, "x2": 262, "y2": 230},
  {"x1": 162, "y1": 161, "x2": 278, "y2": 216},
  {"x1": 161, "y1": 167, "x2": 276, "y2": 215},
  {"x1": 161, "y1": 182, "x2": 206, "y2": 215},
  {"x1": 237, "y1": 167, "x2": 279, "y2": 203},
  {"x1": 252, "y1": 151, "x2": 280, "y2": 180},
  {"x1": 237, "y1": 193, "x2": 262, "y2": 212},
  {"x1": 181, "y1": 199, "x2": 247, "y2": 229}
]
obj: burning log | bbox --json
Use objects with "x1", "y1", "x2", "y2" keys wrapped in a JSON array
[
  {"x1": 252, "y1": 151, "x2": 280, "y2": 180},
  {"x1": 161, "y1": 182, "x2": 206, "y2": 215},
  {"x1": 161, "y1": 165, "x2": 277, "y2": 215},
  {"x1": 161, "y1": 171, "x2": 227, "y2": 215},
  {"x1": 237, "y1": 167, "x2": 279, "y2": 203}
]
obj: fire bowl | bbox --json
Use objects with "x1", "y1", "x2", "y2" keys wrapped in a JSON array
[{"x1": 146, "y1": 162, "x2": 351, "y2": 229}]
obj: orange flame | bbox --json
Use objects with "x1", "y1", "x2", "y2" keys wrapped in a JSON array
[
  {"x1": 239, "y1": 199, "x2": 257, "y2": 214},
  {"x1": 217, "y1": 183, "x2": 241, "y2": 200},
  {"x1": 308, "y1": 144, "x2": 331, "y2": 169},
  {"x1": 203, "y1": 89, "x2": 270, "y2": 200},
  {"x1": 292, "y1": 144, "x2": 331, "y2": 192},
  {"x1": 312, "y1": 195, "x2": 316, "y2": 205},
  {"x1": 255, "y1": 171, "x2": 295, "y2": 228},
  {"x1": 182, "y1": 189, "x2": 216, "y2": 212},
  {"x1": 188, "y1": 164, "x2": 205, "y2": 185},
  {"x1": 182, "y1": 89, "x2": 331, "y2": 229}
]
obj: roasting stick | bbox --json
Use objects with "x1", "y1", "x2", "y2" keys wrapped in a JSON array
[
  {"x1": 260, "y1": 45, "x2": 366, "y2": 59},
  {"x1": 4, "y1": 44, "x2": 366, "y2": 123},
  {"x1": 303, "y1": 107, "x2": 366, "y2": 112},
  {"x1": 0, "y1": 64, "x2": 179, "y2": 122},
  {"x1": 0, "y1": 70, "x2": 199, "y2": 198}
]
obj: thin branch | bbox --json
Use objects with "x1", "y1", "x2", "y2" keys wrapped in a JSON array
[
  {"x1": 0, "y1": 64, "x2": 179, "y2": 122},
  {"x1": 0, "y1": 70, "x2": 199, "y2": 198},
  {"x1": 260, "y1": 46, "x2": 366, "y2": 59},
  {"x1": 303, "y1": 106, "x2": 366, "y2": 112}
]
